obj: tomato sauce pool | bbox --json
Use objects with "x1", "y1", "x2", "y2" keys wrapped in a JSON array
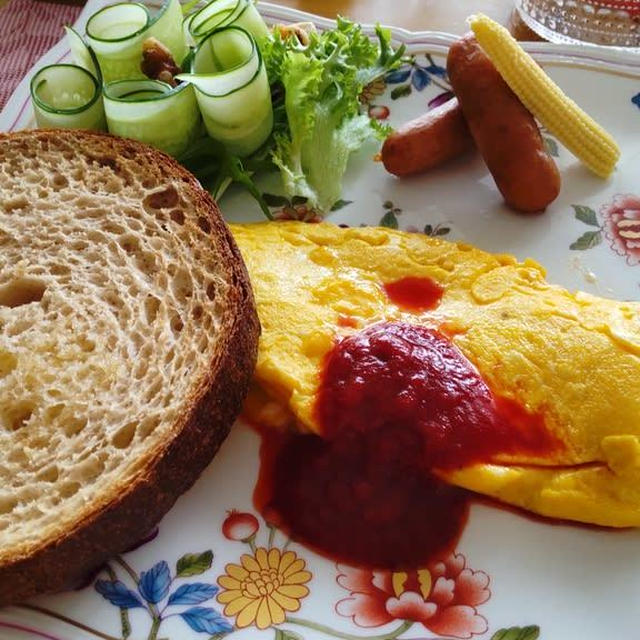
[
  {"x1": 254, "y1": 277, "x2": 560, "y2": 570},
  {"x1": 383, "y1": 276, "x2": 444, "y2": 311}
]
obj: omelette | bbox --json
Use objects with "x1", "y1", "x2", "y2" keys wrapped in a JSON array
[{"x1": 230, "y1": 221, "x2": 640, "y2": 528}]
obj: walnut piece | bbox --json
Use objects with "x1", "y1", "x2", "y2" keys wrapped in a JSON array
[
  {"x1": 273, "y1": 21, "x2": 316, "y2": 46},
  {"x1": 140, "y1": 37, "x2": 181, "y2": 87}
]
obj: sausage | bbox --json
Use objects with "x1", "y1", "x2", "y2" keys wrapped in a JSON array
[
  {"x1": 382, "y1": 97, "x2": 474, "y2": 176},
  {"x1": 447, "y1": 34, "x2": 560, "y2": 213}
]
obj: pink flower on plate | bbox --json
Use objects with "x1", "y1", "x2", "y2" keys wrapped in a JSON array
[
  {"x1": 368, "y1": 105, "x2": 390, "y2": 120},
  {"x1": 273, "y1": 204, "x2": 323, "y2": 223},
  {"x1": 600, "y1": 193, "x2": 640, "y2": 266},
  {"x1": 222, "y1": 510, "x2": 259, "y2": 542},
  {"x1": 336, "y1": 553, "x2": 490, "y2": 639}
]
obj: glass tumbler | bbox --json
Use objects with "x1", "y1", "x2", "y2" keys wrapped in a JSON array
[{"x1": 515, "y1": 0, "x2": 640, "y2": 48}]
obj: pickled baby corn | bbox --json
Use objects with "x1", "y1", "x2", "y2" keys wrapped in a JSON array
[{"x1": 468, "y1": 13, "x2": 620, "y2": 178}]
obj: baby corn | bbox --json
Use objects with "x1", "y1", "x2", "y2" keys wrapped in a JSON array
[{"x1": 468, "y1": 13, "x2": 620, "y2": 178}]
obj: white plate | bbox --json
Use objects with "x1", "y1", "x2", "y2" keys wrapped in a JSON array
[{"x1": 2, "y1": 3, "x2": 640, "y2": 639}]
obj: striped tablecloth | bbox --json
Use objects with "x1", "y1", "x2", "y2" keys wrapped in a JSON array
[{"x1": 0, "y1": 0, "x2": 82, "y2": 109}]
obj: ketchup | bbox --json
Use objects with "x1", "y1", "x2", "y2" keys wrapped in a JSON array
[
  {"x1": 253, "y1": 279, "x2": 561, "y2": 570},
  {"x1": 255, "y1": 429, "x2": 469, "y2": 569},
  {"x1": 316, "y1": 322, "x2": 558, "y2": 469},
  {"x1": 383, "y1": 276, "x2": 444, "y2": 311},
  {"x1": 336, "y1": 314, "x2": 359, "y2": 328}
]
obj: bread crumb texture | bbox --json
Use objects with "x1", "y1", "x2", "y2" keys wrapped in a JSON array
[{"x1": 0, "y1": 132, "x2": 232, "y2": 560}]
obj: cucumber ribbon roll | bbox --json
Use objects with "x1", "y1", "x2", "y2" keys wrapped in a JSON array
[
  {"x1": 176, "y1": 26, "x2": 273, "y2": 157},
  {"x1": 30, "y1": 63, "x2": 106, "y2": 131},
  {"x1": 30, "y1": 1, "x2": 272, "y2": 159},
  {"x1": 86, "y1": 0, "x2": 186, "y2": 83},
  {"x1": 183, "y1": 0, "x2": 269, "y2": 46},
  {"x1": 103, "y1": 80, "x2": 200, "y2": 157}
]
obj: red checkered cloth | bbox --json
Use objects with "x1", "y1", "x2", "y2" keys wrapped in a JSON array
[{"x1": 0, "y1": 0, "x2": 82, "y2": 109}]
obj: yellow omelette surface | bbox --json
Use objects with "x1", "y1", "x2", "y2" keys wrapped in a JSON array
[{"x1": 230, "y1": 221, "x2": 640, "y2": 527}]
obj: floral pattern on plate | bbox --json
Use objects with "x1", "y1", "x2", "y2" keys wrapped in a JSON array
[
  {"x1": 5, "y1": 512, "x2": 538, "y2": 640},
  {"x1": 378, "y1": 200, "x2": 451, "y2": 236},
  {"x1": 7, "y1": 510, "x2": 539, "y2": 640},
  {"x1": 335, "y1": 555, "x2": 490, "y2": 638},
  {"x1": 569, "y1": 195, "x2": 640, "y2": 266},
  {"x1": 1, "y1": 2, "x2": 640, "y2": 639},
  {"x1": 384, "y1": 54, "x2": 449, "y2": 100},
  {"x1": 95, "y1": 551, "x2": 229, "y2": 639}
]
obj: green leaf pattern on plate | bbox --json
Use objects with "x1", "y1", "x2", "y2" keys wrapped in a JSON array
[
  {"x1": 380, "y1": 210, "x2": 399, "y2": 228},
  {"x1": 491, "y1": 625, "x2": 541, "y2": 640},
  {"x1": 274, "y1": 629, "x2": 305, "y2": 640},
  {"x1": 176, "y1": 550, "x2": 214, "y2": 577},
  {"x1": 572, "y1": 204, "x2": 599, "y2": 226},
  {"x1": 570, "y1": 230, "x2": 602, "y2": 250},
  {"x1": 570, "y1": 203, "x2": 605, "y2": 251},
  {"x1": 390, "y1": 84, "x2": 412, "y2": 100},
  {"x1": 543, "y1": 136, "x2": 559, "y2": 157}
]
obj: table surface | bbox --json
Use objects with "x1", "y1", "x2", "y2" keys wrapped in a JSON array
[
  {"x1": 272, "y1": 0, "x2": 514, "y2": 34},
  {"x1": 0, "y1": 0, "x2": 523, "y2": 34}
]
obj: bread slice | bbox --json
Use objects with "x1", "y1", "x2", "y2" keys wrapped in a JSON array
[{"x1": 0, "y1": 129, "x2": 259, "y2": 605}]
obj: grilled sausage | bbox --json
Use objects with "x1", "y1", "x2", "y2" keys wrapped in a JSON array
[
  {"x1": 447, "y1": 34, "x2": 561, "y2": 213},
  {"x1": 382, "y1": 98, "x2": 474, "y2": 176}
]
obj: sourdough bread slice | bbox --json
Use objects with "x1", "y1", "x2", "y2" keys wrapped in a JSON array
[{"x1": 0, "y1": 129, "x2": 259, "y2": 605}]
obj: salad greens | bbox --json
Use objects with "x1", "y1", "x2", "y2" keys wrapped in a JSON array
[
  {"x1": 177, "y1": 25, "x2": 274, "y2": 157},
  {"x1": 266, "y1": 19, "x2": 404, "y2": 212},
  {"x1": 182, "y1": 16, "x2": 405, "y2": 214},
  {"x1": 30, "y1": 0, "x2": 405, "y2": 216}
]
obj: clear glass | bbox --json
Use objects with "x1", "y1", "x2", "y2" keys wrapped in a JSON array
[{"x1": 515, "y1": 0, "x2": 640, "y2": 48}]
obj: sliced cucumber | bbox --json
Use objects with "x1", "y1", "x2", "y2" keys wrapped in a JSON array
[
  {"x1": 176, "y1": 26, "x2": 272, "y2": 157},
  {"x1": 86, "y1": 3, "x2": 150, "y2": 82},
  {"x1": 183, "y1": 11, "x2": 197, "y2": 48},
  {"x1": 185, "y1": 0, "x2": 269, "y2": 45},
  {"x1": 147, "y1": 0, "x2": 188, "y2": 70},
  {"x1": 103, "y1": 79, "x2": 200, "y2": 157},
  {"x1": 181, "y1": 0, "x2": 201, "y2": 16},
  {"x1": 86, "y1": 0, "x2": 186, "y2": 84},
  {"x1": 30, "y1": 64, "x2": 106, "y2": 130},
  {"x1": 64, "y1": 25, "x2": 102, "y2": 81},
  {"x1": 222, "y1": 0, "x2": 269, "y2": 42}
]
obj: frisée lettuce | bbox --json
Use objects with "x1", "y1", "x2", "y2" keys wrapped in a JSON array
[
  {"x1": 265, "y1": 19, "x2": 403, "y2": 211},
  {"x1": 181, "y1": 17, "x2": 405, "y2": 215}
]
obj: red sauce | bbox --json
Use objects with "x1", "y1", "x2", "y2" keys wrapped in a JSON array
[
  {"x1": 254, "y1": 321, "x2": 561, "y2": 570},
  {"x1": 317, "y1": 323, "x2": 559, "y2": 470},
  {"x1": 337, "y1": 314, "x2": 359, "y2": 328},
  {"x1": 255, "y1": 428, "x2": 469, "y2": 569},
  {"x1": 383, "y1": 276, "x2": 444, "y2": 312}
]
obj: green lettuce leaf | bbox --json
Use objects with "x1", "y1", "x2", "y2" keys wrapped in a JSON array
[
  {"x1": 183, "y1": 17, "x2": 404, "y2": 217},
  {"x1": 267, "y1": 18, "x2": 404, "y2": 212}
]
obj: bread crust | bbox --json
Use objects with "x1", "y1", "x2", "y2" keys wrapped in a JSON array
[{"x1": 0, "y1": 129, "x2": 260, "y2": 605}]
